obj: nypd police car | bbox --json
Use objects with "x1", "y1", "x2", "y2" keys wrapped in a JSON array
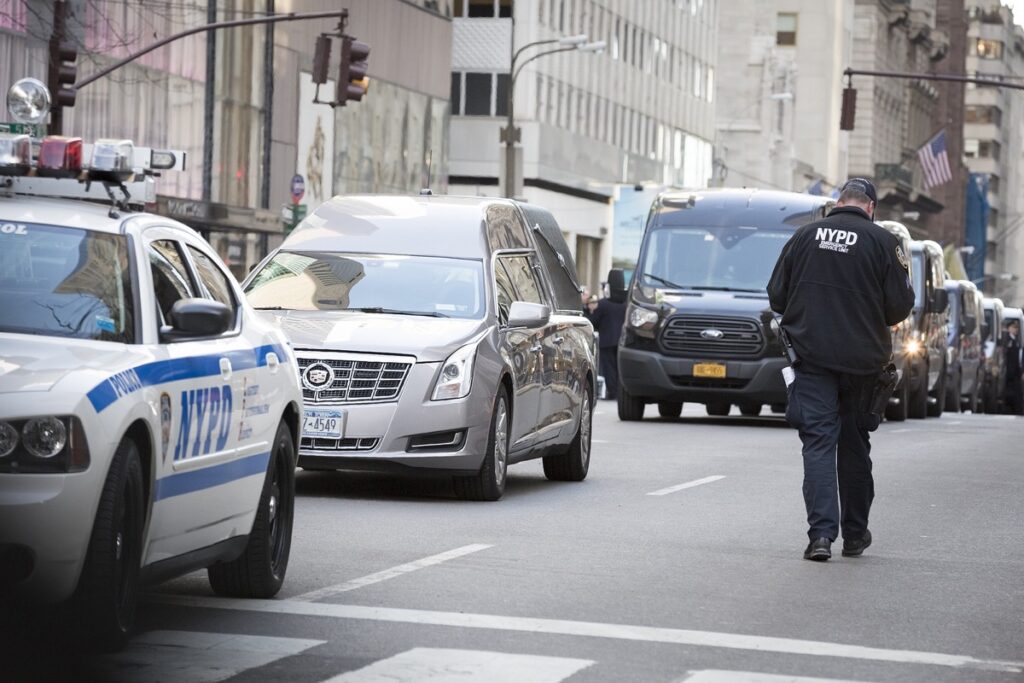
[{"x1": 0, "y1": 80, "x2": 302, "y2": 651}]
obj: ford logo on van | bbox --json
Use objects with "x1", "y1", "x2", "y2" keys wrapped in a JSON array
[{"x1": 700, "y1": 328, "x2": 725, "y2": 340}]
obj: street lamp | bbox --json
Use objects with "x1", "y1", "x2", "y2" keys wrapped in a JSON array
[{"x1": 502, "y1": 38, "x2": 606, "y2": 198}]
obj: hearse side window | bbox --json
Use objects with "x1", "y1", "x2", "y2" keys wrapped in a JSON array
[
  {"x1": 493, "y1": 258, "x2": 516, "y2": 325},
  {"x1": 501, "y1": 255, "x2": 544, "y2": 305}
]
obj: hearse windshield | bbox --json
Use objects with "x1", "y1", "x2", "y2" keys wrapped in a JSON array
[{"x1": 638, "y1": 224, "x2": 791, "y2": 293}]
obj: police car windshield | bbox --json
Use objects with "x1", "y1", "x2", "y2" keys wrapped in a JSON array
[
  {"x1": 244, "y1": 252, "x2": 486, "y2": 320},
  {"x1": 0, "y1": 222, "x2": 135, "y2": 343},
  {"x1": 639, "y1": 225, "x2": 789, "y2": 293}
]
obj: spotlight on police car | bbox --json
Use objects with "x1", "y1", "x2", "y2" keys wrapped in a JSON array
[{"x1": 7, "y1": 77, "x2": 52, "y2": 124}]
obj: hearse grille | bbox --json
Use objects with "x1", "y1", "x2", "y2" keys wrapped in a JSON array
[
  {"x1": 659, "y1": 315, "x2": 765, "y2": 357},
  {"x1": 296, "y1": 353, "x2": 412, "y2": 404},
  {"x1": 300, "y1": 437, "x2": 380, "y2": 452}
]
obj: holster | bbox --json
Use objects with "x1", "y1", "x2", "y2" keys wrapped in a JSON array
[{"x1": 859, "y1": 362, "x2": 898, "y2": 431}]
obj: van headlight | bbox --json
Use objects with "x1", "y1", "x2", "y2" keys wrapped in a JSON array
[
  {"x1": 628, "y1": 306, "x2": 659, "y2": 330},
  {"x1": 904, "y1": 338, "x2": 923, "y2": 355},
  {"x1": 432, "y1": 342, "x2": 478, "y2": 401}
]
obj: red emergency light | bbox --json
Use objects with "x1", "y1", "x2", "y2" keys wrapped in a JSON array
[{"x1": 37, "y1": 136, "x2": 83, "y2": 178}]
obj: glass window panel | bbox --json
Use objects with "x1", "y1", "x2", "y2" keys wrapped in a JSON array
[
  {"x1": 450, "y1": 72, "x2": 462, "y2": 115},
  {"x1": 464, "y1": 72, "x2": 493, "y2": 115},
  {"x1": 187, "y1": 245, "x2": 236, "y2": 310},
  {"x1": 777, "y1": 12, "x2": 797, "y2": 46},
  {"x1": 496, "y1": 73, "x2": 510, "y2": 116}
]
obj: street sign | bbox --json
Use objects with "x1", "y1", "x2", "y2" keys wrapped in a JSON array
[
  {"x1": 291, "y1": 174, "x2": 305, "y2": 203},
  {"x1": 0, "y1": 122, "x2": 45, "y2": 137},
  {"x1": 283, "y1": 203, "x2": 308, "y2": 235}
]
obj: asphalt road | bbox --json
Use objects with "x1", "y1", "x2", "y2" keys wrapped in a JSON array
[{"x1": 11, "y1": 404, "x2": 1024, "y2": 682}]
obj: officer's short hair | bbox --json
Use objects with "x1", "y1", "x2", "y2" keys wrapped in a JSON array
[
  {"x1": 838, "y1": 187, "x2": 873, "y2": 205},
  {"x1": 838, "y1": 178, "x2": 877, "y2": 205}
]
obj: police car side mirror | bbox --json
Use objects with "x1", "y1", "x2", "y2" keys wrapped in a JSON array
[
  {"x1": 161, "y1": 298, "x2": 233, "y2": 341},
  {"x1": 929, "y1": 288, "x2": 949, "y2": 314}
]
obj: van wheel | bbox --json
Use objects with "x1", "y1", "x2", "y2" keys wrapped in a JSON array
[
  {"x1": 618, "y1": 386, "x2": 645, "y2": 421},
  {"x1": 944, "y1": 368, "x2": 961, "y2": 413},
  {"x1": 657, "y1": 401, "x2": 683, "y2": 418},
  {"x1": 908, "y1": 367, "x2": 928, "y2": 419},
  {"x1": 706, "y1": 401, "x2": 731, "y2": 417},
  {"x1": 72, "y1": 438, "x2": 144, "y2": 652},
  {"x1": 927, "y1": 363, "x2": 945, "y2": 417},
  {"x1": 208, "y1": 420, "x2": 295, "y2": 598},
  {"x1": 885, "y1": 378, "x2": 909, "y2": 422},
  {"x1": 454, "y1": 386, "x2": 509, "y2": 501},
  {"x1": 739, "y1": 403, "x2": 762, "y2": 417},
  {"x1": 770, "y1": 403, "x2": 786, "y2": 414},
  {"x1": 544, "y1": 386, "x2": 592, "y2": 482}
]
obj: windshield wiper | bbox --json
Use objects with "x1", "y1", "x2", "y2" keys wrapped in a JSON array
[
  {"x1": 641, "y1": 272, "x2": 688, "y2": 290},
  {"x1": 253, "y1": 306, "x2": 288, "y2": 310},
  {"x1": 353, "y1": 307, "x2": 450, "y2": 318},
  {"x1": 684, "y1": 286, "x2": 766, "y2": 293}
]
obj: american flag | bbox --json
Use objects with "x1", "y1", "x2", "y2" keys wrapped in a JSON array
[{"x1": 917, "y1": 129, "x2": 953, "y2": 189}]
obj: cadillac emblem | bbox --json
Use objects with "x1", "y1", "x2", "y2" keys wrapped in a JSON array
[
  {"x1": 302, "y1": 362, "x2": 335, "y2": 391},
  {"x1": 700, "y1": 328, "x2": 725, "y2": 340}
]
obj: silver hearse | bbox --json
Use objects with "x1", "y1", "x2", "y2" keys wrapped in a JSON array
[{"x1": 242, "y1": 195, "x2": 596, "y2": 500}]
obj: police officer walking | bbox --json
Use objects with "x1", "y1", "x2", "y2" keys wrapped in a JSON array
[{"x1": 767, "y1": 178, "x2": 915, "y2": 561}]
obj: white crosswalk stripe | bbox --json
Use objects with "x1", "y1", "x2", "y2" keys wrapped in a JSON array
[
  {"x1": 682, "y1": 670, "x2": 874, "y2": 683},
  {"x1": 322, "y1": 647, "x2": 593, "y2": 682},
  {"x1": 94, "y1": 630, "x2": 325, "y2": 683}
]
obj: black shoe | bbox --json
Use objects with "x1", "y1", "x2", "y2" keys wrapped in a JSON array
[
  {"x1": 803, "y1": 537, "x2": 832, "y2": 561},
  {"x1": 842, "y1": 530, "x2": 872, "y2": 557}
]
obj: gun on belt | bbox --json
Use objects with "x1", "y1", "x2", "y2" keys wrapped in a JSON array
[{"x1": 770, "y1": 316, "x2": 799, "y2": 366}]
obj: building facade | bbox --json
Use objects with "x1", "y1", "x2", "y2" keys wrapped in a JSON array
[
  {"x1": 963, "y1": 1, "x2": 1023, "y2": 306},
  {"x1": 446, "y1": 0, "x2": 718, "y2": 291},
  {"x1": 714, "y1": 0, "x2": 854, "y2": 194}
]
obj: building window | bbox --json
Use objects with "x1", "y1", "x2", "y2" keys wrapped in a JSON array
[
  {"x1": 495, "y1": 73, "x2": 510, "y2": 116},
  {"x1": 776, "y1": 13, "x2": 797, "y2": 46},
  {"x1": 973, "y1": 38, "x2": 1003, "y2": 59},
  {"x1": 989, "y1": 174, "x2": 1001, "y2": 195},
  {"x1": 455, "y1": 0, "x2": 513, "y2": 17},
  {"x1": 450, "y1": 72, "x2": 462, "y2": 115},
  {"x1": 980, "y1": 140, "x2": 1001, "y2": 160},
  {"x1": 965, "y1": 105, "x2": 1002, "y2": 126},
  {"x1": 464, "y1": 72, "x2": 493, "y2": 115},
  {"x1": 964, "y1": 139, "x2": 979, "y2": 158}
]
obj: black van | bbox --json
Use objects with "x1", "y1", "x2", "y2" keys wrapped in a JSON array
[
  {"x1": 943, "y1": 280, "x2": 984, "y2": 412},
  {"x1": 612, "y1": 188, "x2": 833, "y2": 420},
  {"x1": 903, "y1": 240, "x2": 950, "y2": 418}
]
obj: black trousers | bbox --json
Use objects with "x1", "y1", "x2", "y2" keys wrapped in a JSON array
[
  {"x1": 786, "y1": 362, "x2": 875, "y2": 542},
  {"x1": 599, "y1": 347, "x2": 619, "y2": 399},
  {"x1": 1005, "y1": 375, "x2": 1023, "y2": 415}
]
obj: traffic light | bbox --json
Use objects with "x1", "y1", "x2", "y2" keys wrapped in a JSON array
[
  {"x1": 312, "y1": 35, "x2": 332, "y2": 85},
  {"x1": 336, "y1": 36, "x2": 370, "y2": 105},
  {"x1": 840, "y1": 87, "x2": 857, "y2": 131},
  {"x1": 47, "y1": 2, "x2": 78, "y2": 111}
]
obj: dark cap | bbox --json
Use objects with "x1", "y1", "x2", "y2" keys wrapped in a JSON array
[{"x1": 840, "y1": 177, "x2": 877, "y2": 203}]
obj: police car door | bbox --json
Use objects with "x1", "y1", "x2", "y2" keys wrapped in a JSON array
[{"x1": 141, "y1": 228, "x2": 271, "y2": 565}]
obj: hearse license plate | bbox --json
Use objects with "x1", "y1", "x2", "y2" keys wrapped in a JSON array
[
  {"x1": 693, "y1": 362, "x2": 727, "y2": 379},
  {"x1": 302, "y1": 409, "x2": 345, "y2": 439}
]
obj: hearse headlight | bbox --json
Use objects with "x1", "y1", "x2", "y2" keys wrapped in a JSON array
[
  {"x1": 22, "y1": 416, "x2": 67, "y2": 458},
  {"x1": 432, "y1": 342, "x2": 478, "y2": 401}
]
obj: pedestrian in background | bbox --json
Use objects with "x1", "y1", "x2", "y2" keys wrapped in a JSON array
[
  {"x1": 767, "y1": 178, "x2": 915, "y2": 562},
  {"x1": 589, "y1": 287, "x2": 626, "y2": 400},
  {"x1": 1004, "y1": 320, "x2": 1023, "y2": 415}
]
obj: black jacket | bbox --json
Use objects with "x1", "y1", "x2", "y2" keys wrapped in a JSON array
[
  {"x1": 588, "y1": 298, "x2": 626, "y2": 349},
  {"x1": 767, "y1": 205, "x2": 915, "y2": 374}
]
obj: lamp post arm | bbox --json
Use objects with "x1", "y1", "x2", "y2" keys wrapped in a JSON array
[
  {"x1": 513, "y1": 45, "x2": 578, "y2": 86},
  {"x1": 511, "y1": 38, "x2": 561, "y2": 70}
]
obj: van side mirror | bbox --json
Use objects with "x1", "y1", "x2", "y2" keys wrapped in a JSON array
[
  {"x1": 608, "y1": 268, "x2": 627, "y2": 304},
  {"x1": 963, "y1": 314, "x2": 976, "y2": 336},
  {"x1": 507, "y1": 301, "x2": 550, "y2": 329},
  {"x1": 161, "y1": 298, "x2": 233, "y2": 341},
  {"x1": 929, "y1": 288, "x2": 949, "y2": 314}
]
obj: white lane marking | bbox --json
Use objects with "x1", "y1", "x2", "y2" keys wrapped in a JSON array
[
  {"x1": 323, "y1": 647, "x2": 593, "y2": 682},
  {"x1": 886, "y1": 429, "x2": 913, "y2": 434},
  {"x1": 647, "y1": 475, "x2": 726, "y2": 497},
  {"x1": 592, "y1": 439, "x2": 610, "y2": 443},
  {"x1": 293, "y1": 544, "x2": 493, "y2": 602},
  {"x1": 683, "y1": 671, "x2": 872, "y2": 683},
  {"x1": 95, "y1": 630, "x2": 324, "y2": 683},
  {"x1": 150, "y1": 595, "x2": 1024, "y2": 674}
]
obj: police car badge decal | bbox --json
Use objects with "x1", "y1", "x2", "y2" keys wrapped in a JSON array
[
  {"x1": 896, "y1": 244, "x2": 910, "y2": 271},
  {"x1": 160, "y1": 392, "x2": 172, "y2": 463}
]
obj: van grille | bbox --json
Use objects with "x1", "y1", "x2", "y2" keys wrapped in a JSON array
[
  {"x1": 296, "y1": 352, "x2": 412, "y2": 404},
  {"x1": 659, "y1": 316, "x2": 764, "y2": 357}
]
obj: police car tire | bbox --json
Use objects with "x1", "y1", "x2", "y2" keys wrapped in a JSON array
[
  {"x1": 885, "y1": 378, "x2": 909, "y2": 422},
  {"x1": 618, "y1": 387, "x2": 645, "y2": 421},
  {"x1": 454, "y1": 386, "x2": 509, "y2": 501},
  {"x1": 657, "y1": 402, "x2": 683, "y2": 419},
  {"x1": 208, "y1": 420, "x2": 295, "y2": 598},
  {"x1": 544, "y1": 386, "x2": 592, "y2": 482},
  {"x1": 73, "y1": 437, "x2": 145, "y2": 652}
]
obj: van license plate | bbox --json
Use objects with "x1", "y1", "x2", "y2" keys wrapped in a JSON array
[
  {"x1": 303, "y1": 409, "x2": 345, "y2": 439},
  {"x1": 693, "y1": 363, "x2": 727, "y2": 379}
]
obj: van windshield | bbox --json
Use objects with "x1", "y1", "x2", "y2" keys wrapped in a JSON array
[
  {"x1": 638, "y1": 225, "x2": 791, "y2": 292},
  {"x1": 0, "y1": 223, "x2": 135, "y2": 342},
  {"x1": 911, "y1": 252, "x2": 925, "y2": 309},
  {"x1": 244, "y1": 252, "x2": 486, "y2": 319}
]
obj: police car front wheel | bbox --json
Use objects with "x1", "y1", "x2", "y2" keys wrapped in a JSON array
[{"x1": 208, "y1": 419, "x2": 295, "y2": 598}]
